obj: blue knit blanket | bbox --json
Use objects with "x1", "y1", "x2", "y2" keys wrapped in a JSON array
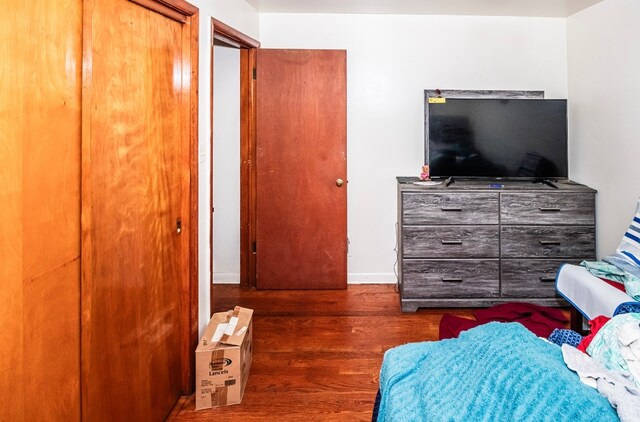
[{"x1": 378, "y1": 322, "x2": 618, "y2": 422}]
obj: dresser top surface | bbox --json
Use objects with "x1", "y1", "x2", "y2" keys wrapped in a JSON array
[{"x1": 397, "y1": 177, "x2": 596, "y2": 193}]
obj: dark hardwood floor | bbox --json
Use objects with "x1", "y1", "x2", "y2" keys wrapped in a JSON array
[{"x1": 168, "y1": 284, "x2": 478, "y2": 421}]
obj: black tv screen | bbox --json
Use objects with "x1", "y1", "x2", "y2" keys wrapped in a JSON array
[{"x1": 427, "y1": 98, "x2": 568, "y2": 180}]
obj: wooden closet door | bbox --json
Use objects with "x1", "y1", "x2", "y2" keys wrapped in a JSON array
[
  {"x1": 1, "y1": 0, "x2": 82, "y2": 420},
  {"x1": 81, "y1": 1, "x2": 198, "y2": 421}
]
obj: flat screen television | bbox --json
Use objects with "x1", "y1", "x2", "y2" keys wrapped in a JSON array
[{"x1": 427, "y1": 98, "x2": 568, "y2": 180}]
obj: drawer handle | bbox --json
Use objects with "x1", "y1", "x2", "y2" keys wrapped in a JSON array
[
  {"x1": 441, "y1": 207, "x2": 462, "y2": 212},
  {"x1": 442, "y1": 277, "x2": 463, "y2": 283},
  {"x1": 539, "y1": 240, "x2": 561, "y2": 246},
  {"x1": 539, "y1": 276, "x2": 556, "y2": 283},
  {"x1": 441, "y1": 240, "x2": 463, "y2": 245},
  {"x1": 539, "y1": 207, "x2": 561, "y2": 212}
]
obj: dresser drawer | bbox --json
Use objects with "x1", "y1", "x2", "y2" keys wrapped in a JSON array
[
  {"x1": 501, "y1": 226, "x2": 595, "y2": 258},
  {"x1": 402, "y1": 259, "x2": 499, "y2": 298},
  {"x1": 501, "y1": 259, "x2": 580, "y2": 298},
  {"x1": 403, "y1": 226, "x2": 499, "y2": 258},
  {"x1": 402, "y1": 192, "x2": 499, "y2": 225},
  {"x1": 501, "y1": 193, "x2": 595, "y2": 225}
]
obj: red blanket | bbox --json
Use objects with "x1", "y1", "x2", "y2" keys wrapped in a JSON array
[
  {"x1": 577, "y1": 315, "x2": 610, "y2": 352},
  {"x1": 439, "y1": 303, "x2": 568, "y2": 340}
]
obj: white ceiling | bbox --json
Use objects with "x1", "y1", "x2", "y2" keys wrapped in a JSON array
[{"x1": 246, "y1": 0, "x2": 604, "y2": 18}]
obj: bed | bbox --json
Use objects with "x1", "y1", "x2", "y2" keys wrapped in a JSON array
[{"x1": 374, "y1": 322, "x2": 619, "y2": 422}]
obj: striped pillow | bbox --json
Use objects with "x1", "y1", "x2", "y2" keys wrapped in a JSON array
[{"x1": 605, "y1": 198, "x2": 640, "y2": 279}]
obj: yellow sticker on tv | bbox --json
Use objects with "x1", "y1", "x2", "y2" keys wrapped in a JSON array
[{"x1": 428, "y1": 97, "x2": 446, "y2": 104}]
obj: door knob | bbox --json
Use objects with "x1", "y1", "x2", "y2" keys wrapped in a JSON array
[{"x1": 336, "y1": 178, "x2": 344, "y2": 187}]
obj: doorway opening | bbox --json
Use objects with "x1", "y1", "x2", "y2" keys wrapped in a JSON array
[
  {"x1": 210, "y1": 19, "x2": 259, "y2": 314},
  {"x1": 212, "y1": 41, "x2": 240, "y2": 285}
]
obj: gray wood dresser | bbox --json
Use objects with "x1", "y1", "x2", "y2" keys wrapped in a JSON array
[{"x1": 396, "y1": 178, "x2": 596, "y2": 312}]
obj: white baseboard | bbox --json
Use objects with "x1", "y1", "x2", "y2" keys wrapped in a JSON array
[
  {"x1": 347, "y1": 273, "x2": 397, "y2": 284},
  {"x1": 211, "y1": 273, "x2": 397, "y2": 285},
  {"x1": 212, "y1": 273, "x2": 240, "y2": 284}
]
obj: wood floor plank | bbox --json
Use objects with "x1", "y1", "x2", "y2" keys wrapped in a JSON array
[
  {"x1": 252, "y1": 315, "x2": 452, "y2": 353},
  {"x1": 170, "y1": 392, "x2": 375, "y2": 422},
  {"x1": 172, "y1": 284, "x2": 567, "y2": 421},
  {"x1": 212, "y1": 284, "x2": 413, "y2": 316}
]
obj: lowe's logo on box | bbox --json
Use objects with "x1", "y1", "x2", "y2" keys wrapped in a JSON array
[{"x1": 209, "y1": 358, "x2": 232, "y2": 376}]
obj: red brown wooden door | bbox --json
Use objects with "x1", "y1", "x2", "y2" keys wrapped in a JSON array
[
  {"x1": 81, "y1": 0, "x2": 197, "y2": 420},
  {"x1": 255, "y1": 49, "x2": 347, "y2": 289}
]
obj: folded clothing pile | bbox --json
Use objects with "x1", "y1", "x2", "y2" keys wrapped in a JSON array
[
  {"x1": 560, "y1": 312, "x2": 640, "y2": 422},
  {"x1": 581, "y1": 260, "x2": 640, "y2": 300},
  {"x1": 585, "y1": 313, "x2": 640, "y2": 385}
]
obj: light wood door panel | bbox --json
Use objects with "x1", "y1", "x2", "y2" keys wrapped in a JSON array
[
  {"x1": 23, "y1": 261, "x2": 81, "y2": 420},
  {"x1": 82, "y1": 0, "x2": 197, "y2": 420},
  {"x1": 0, "y1": 0, "x2": 82, "y2": 420},
  {"x1": 22, "y1": 0, "x2": 82, "y2": 280},
  {"x1": 255, "y1": 49, "x2": 347, "y2": 290},
  {"x1": 0, "y1": 18, "x2": 25, "y2": 414}
]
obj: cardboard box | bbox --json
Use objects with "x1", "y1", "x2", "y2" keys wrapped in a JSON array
[{"x1": 195, "y1": 306, "x2": 253, "y2": 410}]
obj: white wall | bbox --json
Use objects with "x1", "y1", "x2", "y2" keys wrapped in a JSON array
[
  {"x1": 259, "y1": 13, "x2": 569, "y2": 283},
  {"x1": 213, "y1": 45, "x2": 241, "y2": 284},
  {"x1": 567, "y1": 0, "x2": 640, "y2": 257},
  {"x1": 189, "y1": 0, "x2": 258, "y2": 335}
]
